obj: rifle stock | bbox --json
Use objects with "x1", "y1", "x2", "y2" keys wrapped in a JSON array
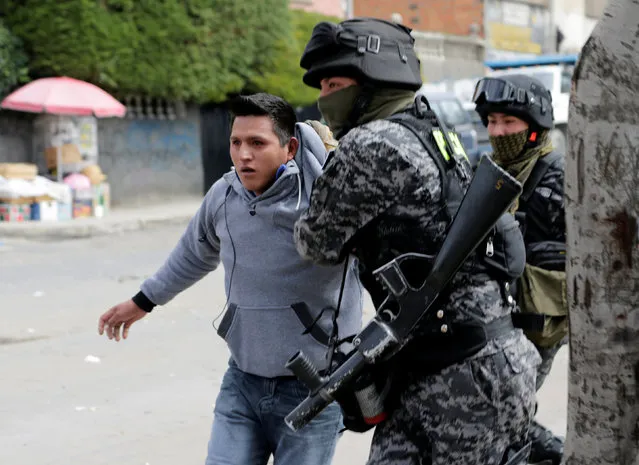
[
  {"x1": 285, "y1": 155, "x2": 522, "y2": 432},
  {"x1": 427, "y1": 155, "x2": 522, "y2": 291}
]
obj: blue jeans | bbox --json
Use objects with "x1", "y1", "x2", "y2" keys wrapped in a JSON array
[{"x1": 205, "y1": 361, "x2": 343, "y2": 465}]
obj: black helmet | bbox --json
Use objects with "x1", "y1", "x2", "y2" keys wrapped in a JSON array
[
  {"x1": 473, "y1": 74, "x2": 554, "y2": 130},
  {"x1": 300, "y1": 17, "x2": 422, "y2": 91}
]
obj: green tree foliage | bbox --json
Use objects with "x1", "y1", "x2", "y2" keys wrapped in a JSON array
[
  {"x1": 2, "y1": 0, "x2": 291, "y2": 103},
  {"x1": 249, "y1": 9, "x2": 341, "y2": 107},
  {"x1": 0, "y1": 19, "x2": 29, "y2": 98}
]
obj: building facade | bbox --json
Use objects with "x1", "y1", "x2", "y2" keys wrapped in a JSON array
[
  {"x1": 289, "y1": 0, "x2": 346, "y2": 18},
  {"x1": 354, "y1": 0, "x2": 484, "y2": 36},
  {"x1": 352, "y1": 0, "x2": 486, "y2": 83},
  {"x1": 483, "y1": 0, "x2": 553, "y2": 60}
]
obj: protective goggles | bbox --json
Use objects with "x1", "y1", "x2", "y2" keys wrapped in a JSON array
[{"x1": 472, "y1": 78, "x2": 540, "y2": 106}]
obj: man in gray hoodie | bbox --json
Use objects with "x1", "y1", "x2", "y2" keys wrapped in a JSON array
[{"x1": 97, "y1": 93, "x2": 363, "y2": 465}]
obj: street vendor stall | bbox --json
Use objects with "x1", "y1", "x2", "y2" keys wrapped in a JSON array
[{"x1": 0, "y1": 77, "x2": 125, "y2": 222}]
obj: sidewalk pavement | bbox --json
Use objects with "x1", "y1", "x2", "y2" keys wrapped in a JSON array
[{"x1": 0, "y1": 197, "x2": 202, "y2": 241}]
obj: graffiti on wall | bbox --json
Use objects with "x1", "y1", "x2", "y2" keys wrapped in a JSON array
[
  {"x1": 100, "y1": 119, "x2": 199, "y2": 171},
  {"x1": 123, "y1": 120, "x2": 199, "y2": 167},
  {"x1": 97, "y1": 113, "x2": 202, "y2": 205}
]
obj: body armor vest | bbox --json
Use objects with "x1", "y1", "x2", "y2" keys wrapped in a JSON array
[{"x1": 386, "y1": 99, "x2": 526, "y2": 284}]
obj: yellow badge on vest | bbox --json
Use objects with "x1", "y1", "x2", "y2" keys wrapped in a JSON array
[{"x1": 432, "y1": 129, "x2": 468, "y2": 162}]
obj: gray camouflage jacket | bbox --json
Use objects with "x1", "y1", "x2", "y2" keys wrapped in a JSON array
[{"x1": 294, "y1": 116, "x2": 520, "y2": 346}]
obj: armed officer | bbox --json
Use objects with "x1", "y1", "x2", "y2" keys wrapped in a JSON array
[
  {"x1": 474, "y1": 74, "x2": 568, "y2": 465},
  {"x1": 293, "y1": 17, "x2": 541, "y2": 465}
]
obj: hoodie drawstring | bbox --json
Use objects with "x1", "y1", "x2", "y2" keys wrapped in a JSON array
[{"x1": 295, "y1": 171, "x2": 302, "y2": 210}]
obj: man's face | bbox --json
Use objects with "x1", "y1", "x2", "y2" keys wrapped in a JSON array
[
  {"x1": 230, "y1": 116, "x2": 296, "y2": 195},
  {"x1": 319, "y1": 76, "x2": 358, "y2": 97},
  {"x1": 487, "y1": 112, "x2": 529, "y2": 137}
]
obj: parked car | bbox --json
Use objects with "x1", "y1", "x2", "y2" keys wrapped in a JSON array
[
  {"x1": 462, "y1": 101, "x2": 492, "y2": 161},
  {"x1": 417, "y1": 89, "x2": 480, "y2": 165}
]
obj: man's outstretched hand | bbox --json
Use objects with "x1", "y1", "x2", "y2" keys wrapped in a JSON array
[{"x1": 98, "y1": 299, "x2": 147, "y2": 341}]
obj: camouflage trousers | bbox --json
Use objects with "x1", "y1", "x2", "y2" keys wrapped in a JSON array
[
  {"x1": 527, "y1": 336, "x2": 568, "y2": 462},
  {"x1": 367, "y1": 339, "x2": 540, "y2": 465},
  {"x1": 535, "y1": 336, "x2": 568, "y2": 390}
]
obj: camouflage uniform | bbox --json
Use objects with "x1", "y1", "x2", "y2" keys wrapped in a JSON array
[
  {"x1": 535, "y1": 341, "x2": 564, "y2": 389},
  {"x1": 520, "y1": 156, "x2": 567, "y2": 391},
  {"x1": 473, "y1": 74, "x2": 567, "y2": 465},
  {"x1": 294, "y1": 118, "x2": 541, "y2": 464}
]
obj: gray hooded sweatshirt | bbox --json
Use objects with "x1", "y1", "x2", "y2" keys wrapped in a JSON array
[{"x1": 140, "y1": 122, "x2": 363, "y2": 378}]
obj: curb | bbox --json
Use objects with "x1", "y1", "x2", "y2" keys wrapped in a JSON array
[{"x1": 0, "y1": 212, "x2": 194, "y2": 241}]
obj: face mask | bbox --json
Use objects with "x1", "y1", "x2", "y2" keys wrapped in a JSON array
[
  {"x1": 317, "y1": 85, "x2": 361, "y2": 136},
  {"x1": 489, "y1": 129, "x2": 529, "y2": 165}
]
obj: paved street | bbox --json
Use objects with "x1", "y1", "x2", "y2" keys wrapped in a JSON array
[{"x1": 0, "y1": 224, "x2": 568, "y2": 465}]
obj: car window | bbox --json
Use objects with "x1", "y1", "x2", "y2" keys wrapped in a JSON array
[
  {"x1": 430, "y1": 98, "x2": 470, "y2": 126},
  {"x1": 466, "y1": 109, "x2": 482, "y2": 124}
]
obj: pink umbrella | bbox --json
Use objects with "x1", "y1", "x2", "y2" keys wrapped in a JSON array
[
  {"x1": 1, "y1": 77, "x2": 126, "y2": 181},
  {"x1": 0, "y1": 76, "x2": 126, "y2": 117}
]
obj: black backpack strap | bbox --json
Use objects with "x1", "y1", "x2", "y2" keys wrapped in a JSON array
[
  {"x1": 520, "y1": 151, "x2": 562, "y2": 202},
  {"x1": 386, "y1": 112, "x2": 451, "y2": 197},
  {"x1": 385, "y1": 108, "x2": 470, "y2": 223}
]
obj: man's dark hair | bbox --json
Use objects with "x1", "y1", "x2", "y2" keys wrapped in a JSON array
[{"x1": 229, "y1": 93, "x2": 297, "y2": 146}]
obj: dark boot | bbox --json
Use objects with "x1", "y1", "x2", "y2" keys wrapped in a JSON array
[{"x1": 528, "y1": 420, "x2": 564, "y2": 465}]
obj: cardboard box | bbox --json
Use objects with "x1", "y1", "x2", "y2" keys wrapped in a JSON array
[
  {"x1": 31, "y1": 200, "x2": 58, "y2": 222},
  {"x1": 72, "y1": 199, "x2": 93, "y2": 218},
  {"x1": 0, "y1": 196, "x2": 33, "y2": 205},
  {"x1": 44, "y1": 144, "x2": 83, "y2": 169},
  {"x1": 0, "y1": 203, "x2": 31, "y2": 222},
  {"x1": 0, "y1": 163, "x2": 38, "y2": 180},
  {"x1": 72, "y1": 188, "x2": 93, "y2": 218},
  {"x1": 58, "y1": 201, "x2": 73, "y2": 221},
  {"x1": 55, "y1": 183, "x2": 73, "y2": 221}
]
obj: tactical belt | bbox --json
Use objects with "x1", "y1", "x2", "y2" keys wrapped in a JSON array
[
  {"x1": 486, "y1": 314, "x2": 517, "y2": 338},
  {"x1": 397, "y1": 314, "x2": 521, "y2": 373}
]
